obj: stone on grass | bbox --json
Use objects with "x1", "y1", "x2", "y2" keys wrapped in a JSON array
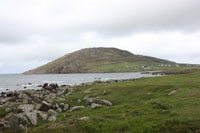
[
  {"x1": 83, "y1": 95, "x2": 90, "y2": 100},
  {"x1": 77, "y1": 99, "x2": 81, "y2": 103},
  {"x1": 48, "y1": 116, "x2": 56, "y2": 122},
  {"x1": 48, "y1": 109, "x2": 58, "y2": 117},
  {"x1": 78, "y1": 116, "x2": 90, "y2": 121},
  {"x1": 168, "y1": 90, "x2": 176, "y2": 96},
  {"x1": 63, "y1": 104, "x2": 70, "y2": 112},
  {"x1": 57, "y1": 107, "x2": 62, "y2": 112},
  {"x1": 86, "y1": 98, "x2": 112, "y2": 106},
  {"x1": 69, "y1": 106, "x2": 85, "y2": 112},
  {"x1": 147, "y1": 92, "x2": 152, "y2": 95},
  {"x1": 91, "y1": 103, "x2": 102, "y2": 109},
  {"x1": 102, "y1": 90, "x2": 107, "y2": 95}
]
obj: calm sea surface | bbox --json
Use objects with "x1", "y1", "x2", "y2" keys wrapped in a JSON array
[{"x1": 0, "y1": 72, "x2": 155, "y2": 92}]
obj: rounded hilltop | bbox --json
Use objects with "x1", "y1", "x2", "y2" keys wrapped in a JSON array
[{"x1": 23, "y1": 47, "x2": 175, "y2": 74}]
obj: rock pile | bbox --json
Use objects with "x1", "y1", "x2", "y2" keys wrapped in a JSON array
[{"x1": 0, "y1": 83, "x2": 113, "y2": 131}]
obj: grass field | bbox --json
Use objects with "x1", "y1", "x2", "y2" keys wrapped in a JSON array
[{"x1": 13, "y1": 71, "x2": 200, "y2": 133}]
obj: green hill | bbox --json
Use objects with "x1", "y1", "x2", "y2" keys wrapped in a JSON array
[{"x1": 24, "y1": 47, "x2": 177, "y2": 74}]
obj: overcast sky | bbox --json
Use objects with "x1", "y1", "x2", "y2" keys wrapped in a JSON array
[{"x1": 0, "y1": 0, "x2": 200, "y2": 74}]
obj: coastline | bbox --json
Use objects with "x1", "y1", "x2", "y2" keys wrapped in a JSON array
[{"x1": 0, "y1": 70, "x2": 199, "y2": 132}]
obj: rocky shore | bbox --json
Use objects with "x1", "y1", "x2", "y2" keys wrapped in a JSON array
[
  {"x1": 0, "y1": 71, "x2": 184, "y2": 131},
  {"x1": 0, "y1": 80, "x2": 118, "y2": 131}
]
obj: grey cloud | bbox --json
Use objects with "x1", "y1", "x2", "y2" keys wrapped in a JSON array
[
  {"x1": 0, "y1": 0, "x2": 200, "y2": 43},
  {"x1": 0, "y1": 0, "x2": 200, "y2": 73}
]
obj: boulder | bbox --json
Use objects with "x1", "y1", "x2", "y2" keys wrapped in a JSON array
[
  {"x1": 48, "y1": 116, "x2": 57, "y2": 122},
  {"x1": 59, "y1": 103, "x2": 65, "y2": 108},
  {"x1": 35, "y1": 104, "x2": 42, "y2": 110},
  {"x1": 43, "y1": 83, "x2": 59, "y2": 91},
  {"x1": 37, "y1": 111, "x2": 48, "y2": 120},
  {"x1": 47, "y1": 93, "x2": 56, "y2": 99},
  {"x1": 147, "y1": 92, "x2": 152, "y2": 95},
  {"x1": 9, "y1": 114, "x2": 31, "y2": 130},
  {"x1": 42, "y1": 83, "x2": 48, "y2": 89},
  {"x1": 1, "y1": 92, "x2": 7, "y2": 97},
  {"x1": 91, "y1": 103, "x2": 102, "y2": 109},
  {"x1": 69, "y1": 106, "x2": 85, "y2": 112},
  {"x1": 78, "y1": 116, "x2": 90, "y2": 121},
  {"x1": 56, "y1": 91, "x2": 64, "y2": 97},
  {"x1": 83, "y1": 95, "x2": 90, "y2": 100},
  {"x1": 48, "y1": 109, "x2": 58, "y2": 117},
  {"x1": 63, "y1": 104, "x2": 70, "y2": 112},
  {"x1": 102, "y1": 90, "x2": 107, "y2": 95},
  {"x1": 99, "y1": 100, "x2": 112, "y2": 106},
  {"x1": 37, "y1": 85, "x2": 43, "y2": 87},
  {"x1": 19, "y1": 91, "x2": 31, "y2": 100},
  {"x1": 45, "y1": 98, "x2": 54, "y2": 104},
  {"x1": 84, "y1": 90, "x2": 91, "y2": 94},
  {"x1": 18, "y1": 104, "x2": 34, "y2": 113},
  {"x1": 57, "y1": 107, "x2": 62, "y2": 112},
  {"x1": 57, "y1": 98, "x2": 65, "y2": 102},
  {"x1": 25, "y1": 110, "x2": 37, "y2": 125},
  {"x1": 77, "y1": 99, "x2": 81, "y2": 103},
  {"x1": 49, "y1": 83, "x2": 59, "y2": 90},
  {"x1": 39, "y1": 101, "x2": 52, "y2": 111},
  {"x1": 86, "y1": 98, "x2": 112, "y2": 106},
  {"x1": 5, "y1": 108, "x2": 12, "y2": 113},
  {"x1": 5, "y1": 112, "x2": 14, "y2": 120},
  {"x1": 0, "y1": 97, "x2": 14, "y2": 104},
  {"x1": 23, "y1": 99, "x2": 28, "y2": 104},
  {"x1": 65, "y1": 87, "x2": 74, "y2": 96},
  {"x1": 168, "y1": 90, "x2": 176, "y2": 96},
  {"x1": 0, "y1": 118, "x2": 10, "y2": 129}
]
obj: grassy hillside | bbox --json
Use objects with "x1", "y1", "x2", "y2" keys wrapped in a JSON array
[
  {"x1": 12, "y1": 71, "x2": 199, "y2": 133},
  {"x1": 24, "y1": 47, "x2": 179, "y2": 74}
]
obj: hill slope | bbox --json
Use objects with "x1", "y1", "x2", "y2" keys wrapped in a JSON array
[{"x1": 24, "y1": 47, "x2": 176, "y2": 74}]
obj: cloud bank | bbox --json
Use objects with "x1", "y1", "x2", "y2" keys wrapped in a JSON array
[{"x1": 0, "y1": 0, "x2": 200, "y2": 73}]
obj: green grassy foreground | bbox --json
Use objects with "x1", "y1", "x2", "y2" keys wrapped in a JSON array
[{"x1": 3, "y1": 71, "x2": 200, "y2": 133}]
